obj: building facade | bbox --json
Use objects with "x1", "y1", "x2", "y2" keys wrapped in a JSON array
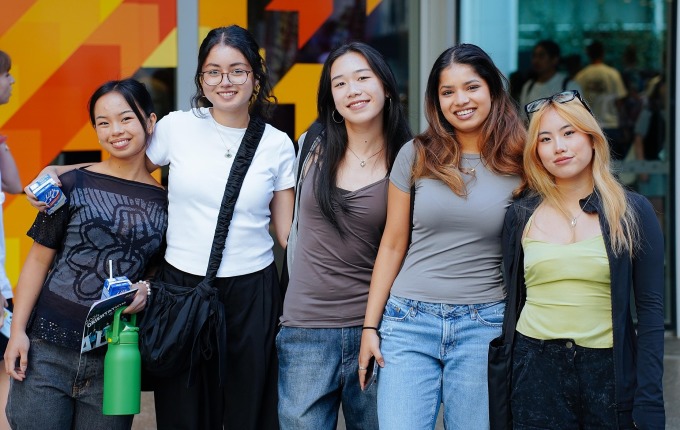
[{"x1": 0, "y1": 0, "x2": 676, "y2": 333}]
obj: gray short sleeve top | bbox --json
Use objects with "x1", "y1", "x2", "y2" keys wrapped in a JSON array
[{"x1": 389, "y1": 140, "x2": 520, "y2": 304}]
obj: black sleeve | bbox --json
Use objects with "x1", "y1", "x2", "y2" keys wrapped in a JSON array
[
  {"x1": 629, "y1": 194, "x2": 666, "y2": 428},
  {"x1": 26, "y1": 171, "x2": 76, "y2": 250}
]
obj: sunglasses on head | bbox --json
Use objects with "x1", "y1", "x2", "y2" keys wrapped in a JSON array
[{"x1": 524, "y1": 90, "x2": 594, "y2": 118}]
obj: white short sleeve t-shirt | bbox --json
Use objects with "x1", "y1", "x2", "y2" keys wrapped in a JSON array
[{"x1": 147, "y1": 108, "x2": 296, "y2": 277}]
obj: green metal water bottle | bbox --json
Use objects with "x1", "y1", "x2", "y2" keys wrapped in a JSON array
[{"x1": 103, "y1": 307, "x2": 140, "y2": 415}]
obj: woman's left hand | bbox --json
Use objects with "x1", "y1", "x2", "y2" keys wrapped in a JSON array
[{"x1": 122, "y1": 281, "x2": 151, "y2": 314}]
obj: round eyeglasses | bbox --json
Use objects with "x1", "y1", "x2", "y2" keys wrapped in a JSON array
[{"x1": 200, "y1": 69, "x2": 252, "y2": 86}]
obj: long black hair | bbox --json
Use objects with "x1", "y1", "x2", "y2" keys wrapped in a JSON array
[
  {"x1": 191, "y1": 25, "x2": 276, "y2": 119},
  {"x1": 88, "y1": 78, "x2": 155, "y2": 142},
  {"x1": 315, "y1": 42, "x2": 412, "y2": 232}
]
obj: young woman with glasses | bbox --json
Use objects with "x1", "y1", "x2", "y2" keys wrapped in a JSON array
[
  {"x1": 358, "y1": 44, "x2": 525, "y2": 429},
  {"x1": 146, "y1": 25, "x2": 294, "y2": 430},
  {"x1": 502, "y1": 90, "x2": 665, "y2": 429},
  {"x1": 24, "y1": 26, "x2": 295, "y2": 430},
  {"x1": 277, "y1": 42, "x2": 411, "y2": 430}
]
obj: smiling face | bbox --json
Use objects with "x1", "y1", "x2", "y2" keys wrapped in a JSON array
[
  {"x1": 438, "y1": 63, "x2": 491, "y2": 141},
  {"x1": 536, "y1": 108, "x2": 594, "y2": 185},
  {"x1": 330, "y1": 51, "x2": 386, "y2": 127},
  {"x1": 0, "y1": 69, "x2": 14, "y2": 105},
  {"x1": 200, "y1": 44, "x2": 256, "y2": 122},
  {"x1": 93, "y1": 92, "x2": 155, "y2": 161}
]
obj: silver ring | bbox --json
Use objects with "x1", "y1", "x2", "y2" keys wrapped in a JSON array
[{"x1": 358, "y1": 366, "x2": 367, "y2": 371}]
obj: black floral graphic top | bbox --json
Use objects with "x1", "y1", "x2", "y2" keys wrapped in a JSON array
[{"x1": 27, "y1": 168, "x2": 168, "y2": 351}]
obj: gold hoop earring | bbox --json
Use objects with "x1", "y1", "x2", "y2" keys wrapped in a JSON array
[{"x1": 332, "y1": 110, "x2": 344, "y2": 124}]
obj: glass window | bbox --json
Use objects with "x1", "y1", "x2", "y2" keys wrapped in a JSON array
[{"x1": 461, "y1": 0, "x2": 672, "y2": 326}]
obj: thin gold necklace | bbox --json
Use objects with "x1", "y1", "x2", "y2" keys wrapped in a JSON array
[
  {"x1": 347, "y1": 145, "x2": 384, "y2": 167},
  {"x1": 460, "y1": 156, "x2": 482, "y2": 176}
]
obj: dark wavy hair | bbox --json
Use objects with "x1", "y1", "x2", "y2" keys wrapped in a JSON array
[
  {"x1": 315, "y1": 42, "x2": 412, "y2": 232},
  {"x1": 88, "y1": 78, "x2": 156, "y2": 142},
  {"x1": 191, "y1": 25, "x2": 276, "y2": 119},
  {"x1": 413, "y1": 43, "x2": 525, "y2": 196}
]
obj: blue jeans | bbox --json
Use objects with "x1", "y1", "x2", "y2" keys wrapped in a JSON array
[
  {"x1": 276, "y1": 326, "x2": 378, "y2": 430},
  {"x1": 377, "y1": 295, "x2": 504, "y2": 430},
  {"x1": 511, "y1": 333, "x2": 625, "y2": 429},
  {"x1": 6, "y1": 338, "x2": 133, "y2": 430}
]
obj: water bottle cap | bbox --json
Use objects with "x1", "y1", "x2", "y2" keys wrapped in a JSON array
[{"x1": 117, "y1": 327, "x2": 139, "y2": 344}]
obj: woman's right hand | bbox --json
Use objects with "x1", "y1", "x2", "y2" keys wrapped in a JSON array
[
  {"x1": 4, "y1": 331, "x2": 30, "y2": 381},
  {"x1": 358, "y1": 328, "x2": 384, "y2": 391},
  {"x1": 24, "y1": 166, "x2": 61, "y2": 212}
]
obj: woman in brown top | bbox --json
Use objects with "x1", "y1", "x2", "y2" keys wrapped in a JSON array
[{"x1": 278, "y1": 42, "x2": 411, "y2": 430}]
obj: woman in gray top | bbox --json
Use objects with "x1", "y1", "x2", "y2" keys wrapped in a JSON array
[
  {"x1": 358, "y1": 44, "x2": 525, "y2": 429},
  {"x1": 278, "y1": 42, "x2": 411, "y2": 430}
]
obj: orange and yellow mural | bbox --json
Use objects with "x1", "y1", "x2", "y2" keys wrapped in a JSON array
[
  {"x1": 1, "y1": 0, "x2": 177, "y2": 284},
  {"x1": 0, "y1": 0, "x2": 384, "y2": 285}
]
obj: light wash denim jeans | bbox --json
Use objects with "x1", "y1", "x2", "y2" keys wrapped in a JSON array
[
  {"x1": 6, "y1": 338, "x2": 133, "y2": 430},
  {"x1": 276, "y1": 326, "x2": 378, "y2": 430},
  {"x1": 377, "y1": 294, "x2": 504, "y2": 430}
]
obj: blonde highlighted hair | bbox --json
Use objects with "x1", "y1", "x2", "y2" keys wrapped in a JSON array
[{"x1": 523, "y1": 99, "x2": 638, "y2": 255}]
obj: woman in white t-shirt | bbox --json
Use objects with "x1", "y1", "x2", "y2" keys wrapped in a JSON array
[
  {"x1": 25, "y1": 26, "x2": 295, "y2": 430},
  {"x1": 146, "y1": 25, "x2": 295, "y2": 430}
]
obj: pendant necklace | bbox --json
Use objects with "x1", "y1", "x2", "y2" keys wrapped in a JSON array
[
  {"x1": 211, "y1": 115, "x2": 239, "y2": 158},
  {"x1": 460, "y1": 155, "x2": 482, "y2": 176},
  {"x1": 347, "y1": 145, "x2": 384, "y2": 168},
  {"x1": 569, "y1": 192, "x2": 594, "y2": 228}
]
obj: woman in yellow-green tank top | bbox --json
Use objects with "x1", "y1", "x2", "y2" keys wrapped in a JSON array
[{"x1": 501, "y1": 91, "x2": 665, "y2": 430}]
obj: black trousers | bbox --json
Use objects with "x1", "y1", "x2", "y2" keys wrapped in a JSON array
[
  {"x1": 152, "y1": 261, "x2": 281, "y2": 430},
  {"x1": 511, "y1": 332, "x2": 631, "y2": 429}
]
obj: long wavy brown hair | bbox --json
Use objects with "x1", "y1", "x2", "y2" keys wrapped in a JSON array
[{"x1": 413, "y1": 44, "x2": 525, "y2": 196}]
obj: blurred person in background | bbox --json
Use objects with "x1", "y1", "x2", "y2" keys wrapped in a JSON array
[
  {"x1": 519, "y1": 40, "x2": 582, "y2": 112},
  {"x1": 574, "y1": 41, "x2": 627, "y2": 159},
  {"x1": 0, "y1": 49, "x2": 23, "y2": 430}
]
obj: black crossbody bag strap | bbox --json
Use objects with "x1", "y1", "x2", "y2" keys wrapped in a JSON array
[
  {"x1": 189, "y1": 115, "x2": 266, "y2": 386},
  {"x1": 202, "y1": 115, "x2": 266, "y2": 282}
]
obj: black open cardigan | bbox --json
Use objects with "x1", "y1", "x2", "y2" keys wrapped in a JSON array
[{"x1": 501, "y1": 189, "x2": 665, "y2": 429}]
